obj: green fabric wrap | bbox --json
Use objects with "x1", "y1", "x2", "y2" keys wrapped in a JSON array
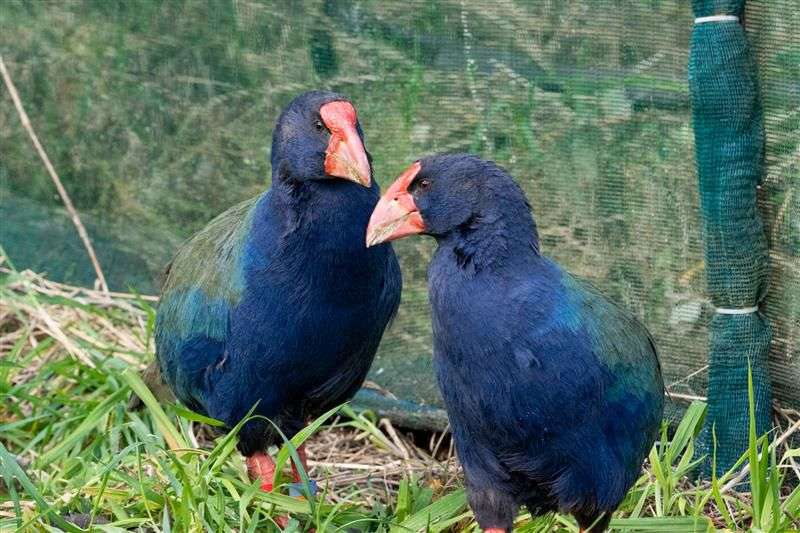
[{"x1": 688, "y1": 0, "x2": 773, "y2": 477}]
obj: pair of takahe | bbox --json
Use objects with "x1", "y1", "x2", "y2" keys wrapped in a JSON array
[{"x1": 132, "y1": 91, "x2": 664, "y2": 532}]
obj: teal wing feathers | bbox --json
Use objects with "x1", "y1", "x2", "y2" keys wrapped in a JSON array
[
  {"x1": 562, "y1": 272, "x2": 664, "y2": 400},
  {"x1": 158, "y1": 196, "x2": 259, "y2": 338},
  {"x1": 153, "y1": 196, "x2": 260, "y2": 405}
]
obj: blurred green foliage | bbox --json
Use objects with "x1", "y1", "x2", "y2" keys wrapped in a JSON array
[{"x1": 0, "y1": 0, "x2": 797, "y2": 413}]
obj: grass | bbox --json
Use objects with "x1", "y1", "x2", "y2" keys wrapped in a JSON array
[
  {"x1": 2, "y1": 0, "x2": 798, "y2": 415},
  {"x1": 1, "y1": 258, "x2": 799, "y2": 532}
]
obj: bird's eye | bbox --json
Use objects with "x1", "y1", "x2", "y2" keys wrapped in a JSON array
[
  {"x1": 417, "y1": 178, "x2": 431, "y2": 190},
  {"x1": 314, "y1": 119, "x2": 325, "y2": 132}
]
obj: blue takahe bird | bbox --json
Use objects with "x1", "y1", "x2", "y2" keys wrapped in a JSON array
[
  {"x1": 131, "y1": 91, "x2": 402, "y2": 495},
  {"x1": 366, "y1": 154, "x2": 663, "y2": 532}
]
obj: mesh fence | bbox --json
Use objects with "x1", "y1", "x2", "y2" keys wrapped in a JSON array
[
  {"x1": 1, "y1": 1, "x2": 797, "y2": 437},
  {"x1": 690, "y1": 0, "x2": 770, "y2": 474}
]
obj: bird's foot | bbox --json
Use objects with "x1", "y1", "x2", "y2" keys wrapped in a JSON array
[
  {"x1": 484, "y1": 529, "x2": 506, "y2": 533},
  {"x1": 246, "y1": 451, "x2": 277, "y2": 492},
  {"x1": 246, "y1": 453, "x2": 290, "y2": 530},
  {"x1": 273, "y1": 515, "x2": 290, "y2": 529},
  {"x1": 287, "y1": 479, "x2": 318, "y2": 499},
  {"x1": 247, "y1": 449, "x2": 319, "y2": 531}
]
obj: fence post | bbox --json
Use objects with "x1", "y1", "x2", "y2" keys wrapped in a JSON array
[{"x1": 688, "y1": 0, "x2": 773, "y2": 477}]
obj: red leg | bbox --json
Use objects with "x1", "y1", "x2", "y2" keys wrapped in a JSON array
[
  {"x1": 290, "y1": 444, "x2": 310, "y2": 482},
  {"x1": 245, "y1": 451, "x2": 276, "y2": 492},
  {"x1": 484, "y1": 529, "x2": 506, "y2": 533},
  {"x1": 246, "y1": 453, "x2": 292, "y2": 529}
]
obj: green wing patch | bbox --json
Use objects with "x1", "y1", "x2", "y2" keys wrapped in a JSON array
[
  {"x1": 157, "y1": 195, "x2": 260, "y2": 340},
  {"x1": 162, "y1": 195, "x2": 259, "y2": 302}
]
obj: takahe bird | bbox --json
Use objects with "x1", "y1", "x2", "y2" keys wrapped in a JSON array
[
  {"x1": 366, "y1": 154, "x2": 663, "y2": 532},
  {"x1": 131, "y1": 91, "x2": 402, "y2": 495}
]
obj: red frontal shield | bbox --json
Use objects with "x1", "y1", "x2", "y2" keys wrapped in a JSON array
[{"x1": 320, "y1": 101, "x2": 371, "y2": 186}]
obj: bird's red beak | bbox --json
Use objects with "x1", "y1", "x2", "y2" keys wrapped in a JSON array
[
  {"x1": 366, "y1": 161, "x2": 426, "y2": 247},
  {"x1": 320, "y1": 101, "x2": 371, "y2": 187}
]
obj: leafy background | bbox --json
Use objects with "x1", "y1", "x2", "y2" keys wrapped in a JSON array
[{"x1": 0, "y1": 0, "x2": 797, "y2": 416}]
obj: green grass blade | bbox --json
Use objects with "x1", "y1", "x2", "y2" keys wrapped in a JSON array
[
  {"x1": 781, "y1": 484, "x2": 800, "y2": 522},
  {"x1": 0, "y1": 442, "x2": 83, "y2": 532},
  {"x1": 120, "y1": 368, "x2": 188, "y2": 451},
  {"x1": 204, "y1": 403, "x2": 258, "y2": 474},
  {"x1": 609, "y1": 516, "x2": 710, "y2": 531},
  {"x1": 389, "y1": 489, "x2": 467, "y2": 533},
  {"x1": 36, "y1": 386, "x2": 128, "y2": 466},
  {"x1": 747, "y1": 362, "x2": 762, "y2": 525},
  {"x1": 272, "y1": 404, "x2": 343, "y2": 485},
  {"x1": 667, "y1": 401, "x2": 706, "y2": 464},
  {"x1": 172, "y1": 404, "x2": 226, "y2": 427}
]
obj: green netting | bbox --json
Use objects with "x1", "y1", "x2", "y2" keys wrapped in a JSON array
[
  {"x1": 1, "y1": 1, "x2": 797, "y2": 461},
  {"x1": 689, "y1": 0, "x2": 772, "y2": 475}
]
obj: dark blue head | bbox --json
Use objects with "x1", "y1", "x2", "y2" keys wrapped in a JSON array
[
  {"x1": 270, "y1": 90, "x2": 371, "y2": 186},
  {"x1": 366, "y1": 154, "x2": 538, "y2": 252}
]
